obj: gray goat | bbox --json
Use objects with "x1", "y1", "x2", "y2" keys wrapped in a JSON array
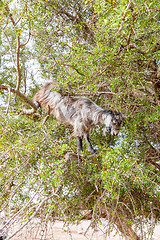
[{"x1": 23, "y1": 83, "x2": 124, "y2": 154}]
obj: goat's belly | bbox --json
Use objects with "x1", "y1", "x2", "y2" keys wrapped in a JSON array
[
  {"x1": 57, "y1": 115, "x2": 74, "y2": 126},
  {"x1": 53, "y1": 106, "x2": 75, "y2": 126}
]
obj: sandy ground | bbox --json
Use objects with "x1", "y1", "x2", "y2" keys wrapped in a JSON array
[{"x1": 8, "y1": 219, "x2": 160, "y2": 240}]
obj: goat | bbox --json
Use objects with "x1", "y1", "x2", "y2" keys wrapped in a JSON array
[{"x1": 23, "y1": 82, "x2": 124, "y2": 154}]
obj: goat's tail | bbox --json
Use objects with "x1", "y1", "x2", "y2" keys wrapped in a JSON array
[
  {"x1": 22, "y1": 82, "x2": 57, "y2": 115},
  {"x1": 22, "y1": 101, "x2": 41, "y2": 115}
]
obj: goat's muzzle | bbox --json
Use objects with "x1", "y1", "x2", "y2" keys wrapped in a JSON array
[{"x1": 111, "y1": 129, "x2": 120, "y2": 136}]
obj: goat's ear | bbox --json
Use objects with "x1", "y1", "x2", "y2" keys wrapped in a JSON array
[
  {"x1": 119, "y1": 114, "x2": 125, "y2": 126},
  {"x1": 114, "y1": 112, "x2": 125, "y2": 125},
  {"x1": 114, "y1": 112, "x2": 122, "y2": 119}
]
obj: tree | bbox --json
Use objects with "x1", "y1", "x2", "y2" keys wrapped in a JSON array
[{"x1": 0, "y1": 0, "x2": 160, "y2": 239}]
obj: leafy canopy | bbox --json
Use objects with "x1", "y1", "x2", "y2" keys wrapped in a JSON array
[{"x1": 0, "y1": 0, "x2": 160, "y2": 239}]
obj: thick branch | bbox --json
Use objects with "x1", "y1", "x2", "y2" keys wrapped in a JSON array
[{"x1": 0, "y1": 85, "x2": 38, "y2": 112}]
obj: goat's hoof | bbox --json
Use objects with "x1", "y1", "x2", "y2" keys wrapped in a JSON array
[
  {"x1": 77, "y1": 150, "x2": 83, "y2": 156},
  {"x1": 89, "y1": 148, "x2": 97, "y2": 154}
]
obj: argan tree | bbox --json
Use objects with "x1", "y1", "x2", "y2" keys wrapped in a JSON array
[{"x1": 0, "y1": 0, "x2": 160, "y2": 239}]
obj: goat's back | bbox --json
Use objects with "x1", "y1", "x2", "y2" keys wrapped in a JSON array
[{"x1": 33, "y1": 83, "x2": 104, "y2": 132}]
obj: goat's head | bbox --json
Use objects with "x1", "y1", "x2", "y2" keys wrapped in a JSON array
[{"x1": 103, "y1": 111, "x2": 124, "y2": 136}]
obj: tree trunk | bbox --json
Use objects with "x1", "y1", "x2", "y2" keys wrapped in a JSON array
[{"x1": 113, "y1": 215, "x2": 140, "y2": 240}]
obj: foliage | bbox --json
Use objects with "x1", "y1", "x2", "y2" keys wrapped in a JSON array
[{"x1": 0, "y1": 0, "x2": 160, "y2": 239}]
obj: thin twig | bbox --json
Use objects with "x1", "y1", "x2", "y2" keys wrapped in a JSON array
[
  {"x1": 16, "y1": 35, "x2": 21, "y2": 91},
  {"x1": 3, "y1": 31, "x2": 16, "y2": 68},
  {"x1": 7, "y1": 196, "x2": 51, "y2": 240},
  {"x1": 114, "y1": 0, "x2": 132, "y2": 37},
  {"x1": 6, "y1": 87, "x2": 11, "y2": 114},
  {"x1": 62, "y1": 63, "x2": 85, "y2": 76},
  {"x1": 7, "y1": 189, "x2": 59, "y2": 240},
  {"x1": 42, "y1": 105, "x2": 51, "y2": 125},
  {"x1": 3, "y1": 186, "x2": 42, "y2": 229},
  {"x1": 20, "y1": 31, "x2": 31, "y2": 48}
]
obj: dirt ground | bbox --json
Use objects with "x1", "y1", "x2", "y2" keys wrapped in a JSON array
[{"x1": 8, "y1": 219, "x2": 160, "y2": 240}]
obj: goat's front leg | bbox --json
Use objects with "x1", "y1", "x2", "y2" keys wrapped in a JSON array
[
  {"x1": 84, "y1": 134, "x2": 96, "y2": 154},
  {"x1": 77, "y1": 136, "x2": 83, "y2": 154}
]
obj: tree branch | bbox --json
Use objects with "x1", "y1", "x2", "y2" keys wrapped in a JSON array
[
  {"x1": 3, "y1": 31, "x2": 16, "y2": 68},
  {"x1": 6, "y1": 87, "x2": 11, "y2": 114},
  {"x1": 3, "y1": 2, "x2": 30, "y2": 91},
  {"x1": 114, "y1": 0, "x2": 132, "y2": 37},
  {"x1": 62, "y1": 63, "x2": 85, "y2": 76},
  {"x1": 42, "y1": 105, "x2": 51, "y2": 125},
  {"x1": 56, "y1": 7, "x2": 94, "y2": 39},
  {"x1": 3, "y1": 2, "x2": 16, "y2": 26},
  {"x1": 0, "y1": 85, "x2": 38, "y2": 112},
  {"x1": 147, "y1": 160, "x2": 160, "y2": 171},
  {"x1": 16, "y1": 35, "x2": 21, "y2": 91},
  {"x1": 20, "y1": 31, "x2": 31, "y2": 48},
  {"x1": 7, "y1": 193, "x2": 57, "y2": 240}
]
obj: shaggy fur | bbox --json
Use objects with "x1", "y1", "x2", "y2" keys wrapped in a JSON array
[{"x1": 23, "y1": 83, "x2": 123, "y2": 154}]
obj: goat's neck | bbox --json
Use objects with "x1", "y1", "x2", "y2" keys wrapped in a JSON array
[{"x1": 99, "y1": 111, "x2": 113, "y2": 126}]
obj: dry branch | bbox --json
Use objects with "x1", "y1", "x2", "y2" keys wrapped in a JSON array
[{"x1": 7, "y1": 193, "x2": 56, "y2": 240}]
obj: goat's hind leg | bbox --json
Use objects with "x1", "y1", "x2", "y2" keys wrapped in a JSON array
[
  {"x1": 77, "y1": 137, "x2": 83, "y2": 155},
  {"x1": 84, "y1": 134, "x2": 96, "y2": 154}
]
